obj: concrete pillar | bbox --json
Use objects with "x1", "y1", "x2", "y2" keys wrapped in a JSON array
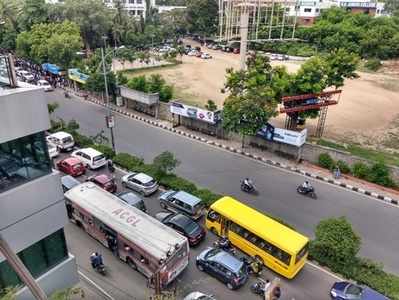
[{"x1": 239, "y1": 9, "x2": 249, "y2": 70}]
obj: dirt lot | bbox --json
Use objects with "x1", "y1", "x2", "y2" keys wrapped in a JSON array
[{"x1": 123, "y1": 43, "x2": 399, "y2": 150}]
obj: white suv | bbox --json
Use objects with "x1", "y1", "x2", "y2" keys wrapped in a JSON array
[{"x1": 71, "y1": 147, "x2": 107, "y2": 170}]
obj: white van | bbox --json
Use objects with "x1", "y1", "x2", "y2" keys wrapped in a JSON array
[
  {"x1": 71, "y1": 147, "x2": 107, "y2": 170},
  {"x1": 46, "y1": 131, "x2": 75, "y2": 152}
]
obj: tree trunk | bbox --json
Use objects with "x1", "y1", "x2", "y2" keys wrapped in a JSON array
[{"x1": 241, "y1": 134, "x2": 245, "y2": 149}]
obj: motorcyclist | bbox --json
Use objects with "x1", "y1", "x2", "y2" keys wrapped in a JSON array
[
  {"x1": 90, "y1": 252, "x2": 103, "y2": 269},
  {"x1": 302, "y1": 181, "x2": 312, "y2": 191},
  {"x1": 242, "y1": 178, "x2": 253, "y2": 191},
  {"x1": 218, "y1": 236, "x2": 230, "y2": 249}
]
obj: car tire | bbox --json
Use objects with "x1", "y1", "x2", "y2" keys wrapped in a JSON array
[
  {"x1": 160, "y1": 202, "x2": 167, "y2": 209},
  {"x1": 122, "y1": 182, "x2": 127, "y2": 188},
  {"x1": 226, "y1": 282, "x2": 234, "y2": 290},
  {"x1": 197, "y1": 263, "x2": 204, "y2": 272}
]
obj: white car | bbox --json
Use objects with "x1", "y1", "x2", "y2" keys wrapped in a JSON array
[
  {"x1": 188, "y1": 50, "x2": 198, "y2": 56},
  {"x1": 201, "y1": 53, "x2": 212, "y2": 59},
  {"x1": 71, "y1": 147, "x2": 107, "y2": 170},
  {"x1": 37, "y1": 79, "x2": 53, "y2": 92},
  {"x1": 47, "y1": 142, "x2": 59, "y2": 159},
  {"x1": 121, "y1": 172, "x2": 159, "y2": 196},
  {"x1": 184, "y1": 292, "x2": 215, "y2": 300},
  {"x1": 19, "y1": 70, "x2": 34, "y2": 82},
  {"x1": 46, "y1": 131, "x2": 75, "y2": 151}
]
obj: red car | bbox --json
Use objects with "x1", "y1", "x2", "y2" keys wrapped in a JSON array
[
  {"x1": 87, "y1": 174, "x2": 117, "y2": 193},
  {"x1": 56, "y1": 157, "x2": 86, "y2": 177}
]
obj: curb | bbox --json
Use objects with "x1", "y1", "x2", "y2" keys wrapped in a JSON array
[{"x1": 76, "y1": 93, "x2": 398, "y2": 206}]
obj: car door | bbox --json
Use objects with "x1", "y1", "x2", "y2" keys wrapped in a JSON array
[
  {"x1": 171, "y1": 222, "x2": 185, "y2": 237},
  {"x1": 128, "y1": 177, "x2": 140, "y2": 192}
]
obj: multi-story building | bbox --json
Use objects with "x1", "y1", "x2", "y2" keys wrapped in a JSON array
[
  {"x1": 0, "y1": 55, "x2": 78, "y2": 299},
  {"x1": 288, "y1": 0, "x2": 337, "y2": 25},
  {"x1": 104, "y1": 0, "x2": 147, "y2": 18},
  {"x1": 337, "y1": 0, "x2": 377, "y2": 15}
]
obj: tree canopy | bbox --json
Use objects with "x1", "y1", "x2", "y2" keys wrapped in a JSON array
[{"x1": 185, "y1": 0, "x2": 218, "y2": 37}]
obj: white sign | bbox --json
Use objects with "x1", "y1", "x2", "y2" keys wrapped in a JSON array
[
  {"x1": 170, "y1": 102, "x2": 221, "y2": 124},
  {"x1": 273, "y1": 128, "x2": 307, "y2": 147},
  {"x1": 106, "y1": 115, "x2": 115, "y2": 128}
]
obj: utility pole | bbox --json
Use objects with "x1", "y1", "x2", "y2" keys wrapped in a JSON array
[
  {"x1": 101, "y1": 37, "x2": 116, "y2": 153},
  {"x1": 0, "y1": 235, "x2": 48, "y2": 300}
]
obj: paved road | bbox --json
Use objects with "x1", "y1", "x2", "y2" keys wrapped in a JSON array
[
  {"x1": 55, "y1": 152, "x2": 335, "y2": 300},
  {"x1": 48, "y1": 90, "x2": 399, "y2": 274}
]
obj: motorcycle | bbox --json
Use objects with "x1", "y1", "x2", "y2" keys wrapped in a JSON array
[
  {"x1": 241, "y1": 180, "x2": 257, "y2": 194},
  {"x1": 297, "y1": 185, "x2": 317, "y2": 199},
  {"x1": 107, "y1": 160, "x2": 115, "y2": 173},
  {"x1": 64, "y1": 91, "x2": 70, "y2": 98},
  {"x1": 241, "y1": 257, "x2": 262, "y2": 276},
  {"x1": 95, "y1": 263, "x2": 106, "y2": 276},
  {"x1": 250, "y1": 278, "x2": 268, "y2": 296},
  {"x1": 213, "y1": 236, "x2": 236, "y2": 255}
]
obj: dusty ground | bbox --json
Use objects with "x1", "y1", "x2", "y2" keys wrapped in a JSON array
[{"x1": 122, "y1": 42, "x2": 399, "y2": 150}]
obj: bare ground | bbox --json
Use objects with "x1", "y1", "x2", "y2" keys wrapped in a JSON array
[{"x1": 122, "y1": 43, "x2": 399, "y2": 150}]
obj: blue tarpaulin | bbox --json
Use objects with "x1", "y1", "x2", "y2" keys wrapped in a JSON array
[{"x1": 42, "y1": 63, "x2": 61, "y2": 75}]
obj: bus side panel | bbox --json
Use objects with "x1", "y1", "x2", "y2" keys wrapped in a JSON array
[
  {"x1": 205, "y1": 217, "x2": 221, "y2": 235},
  {"x1": 228, "y1": 231, "x2": 292, "y2": 279}
]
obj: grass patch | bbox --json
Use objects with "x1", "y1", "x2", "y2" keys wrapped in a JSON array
[
  {"x1": 317, "y1": 139, "x2": 399, "y2": 167},
  {"x1": 122, "y1": 61, "x2": 180, "y2": 76}
]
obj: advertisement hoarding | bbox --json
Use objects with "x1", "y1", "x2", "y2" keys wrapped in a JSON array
[
  {"x1": 258, "y1": 124, "x2": 307, "y2": 147},
  {"x1": 170, "y1": 102, "x2": 221, "y2": 124}
]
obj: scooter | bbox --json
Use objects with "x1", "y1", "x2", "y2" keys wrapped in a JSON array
[
  {"x1": 297, "y1": 185, "x2": 317, "y2": 199},
  {"x1": 250, "y1": 278, "x2": 268, "y2": 296},
  {"x1": 241, "y1": 180, "x2": 257, "y2": 194},
  {"x1": 95, "y1": 263, "x2": 106, "y2": 276}
]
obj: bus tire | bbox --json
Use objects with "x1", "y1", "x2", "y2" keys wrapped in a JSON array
[
  {"x1": 127, "y1": 258, "x2": 137, "y2": 270},
  {"x1": 210, "y1": 227, "x2": 218, "y2": 235}
]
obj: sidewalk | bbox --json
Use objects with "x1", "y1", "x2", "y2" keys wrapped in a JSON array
[{"x1": 66, "y1": 88, "x2": 399, "y2": 205}]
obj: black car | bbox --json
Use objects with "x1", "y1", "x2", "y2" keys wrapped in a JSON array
[
  {"x1": 196, "y1": 247, "x2": 248, "y2": 290},
  {"x1": 155, "y1": 212, "x2": 206, "y2": 246},
  {"x1": 116, "y1": 191, "x2": 147, "y2": 212},
  {"x1": 61, "y1": 175, "x2": 80, "y2": 192}
]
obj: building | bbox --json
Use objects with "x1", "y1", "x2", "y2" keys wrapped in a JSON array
[
  {"x1": 104, "y1": 0, "x2": 147, "y2": 18},
  {"x1": 288, "y1": 0, "x2": 337, "y2": 25},
  {"x1": 337, "y1": 0, "x2": 377, "y2": 15},
  {"x1": 0, "y1": 55, "x2": 78, "y2": 299}
]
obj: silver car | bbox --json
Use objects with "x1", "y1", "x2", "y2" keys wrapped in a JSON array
[
  {"x1": 184, "y1": 292, "x2": 216, "y2": 300},
  {"x1": 121, "y1": 172, "x2": 159, "y2": 196}
]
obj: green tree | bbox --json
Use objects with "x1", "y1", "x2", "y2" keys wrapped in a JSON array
[
  {"x1": 86, "y1": 71, "x2": 117, "y2": 96},
  {"x1": 186, "y1": 0, "x2": 218, "y2": 38},
  {"x1": 0, "y1": 0, "x2": 22, "y2": 49},
  {"x1": 310, "y1": 217, "x2": 361, "y2": 272},
  {"x1": 47, "y1": 102, "x2": 59, "y2": 115},
  {"x1": 205, "y1": 100, "x2": 218, "y2": 111},
  {"x1": 223, "y1": 54, "x2": 287, "y2": 147},
  {"x1": 18, "y1": 0, "x2": 48, "y2": 31},
  {"x1": 153, "y1": 151, "x2": 180, "y2": 176},
  {"x1": 384, "y1": 0, "x2": 399, "y2": 13}
]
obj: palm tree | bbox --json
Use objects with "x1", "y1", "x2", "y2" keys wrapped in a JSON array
[{"x1": 0, "y1": 0, "x2": 22, "y2": 32}]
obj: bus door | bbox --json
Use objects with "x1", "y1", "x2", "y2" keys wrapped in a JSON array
[{"x1": 220, "y1": 218, "x2": 230, "y2": 237}]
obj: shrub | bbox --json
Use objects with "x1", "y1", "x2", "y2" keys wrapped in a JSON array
[
  {"x1": 364, "y1": 58, "x2": 382, "y2": 71},
  {"x1": 112, "y1": 153, "x2": 144, "y2": 171},
  {"x1": 69, "y1": 131, "x2": 94, "y2": 148},
  {"x1": 153, "y1": 151, "x2": 180, "y2": 176},
  {"x1": 159, "y1": 175, "x2": 197, "y2": 194},
  {"x1": 159, "y1": 85, "x2": 173, "y2": 102},
  {"x1": 352, "y1": 162, "x2": 370, "y2": 179},
  {"x1": 336, "y1": 160, "x2": 351, "y2": 174},
  {"x1": 368, "y1": 162, "x2": 396, "y2": 187},
  {"x1": 318, "y1": 153, "x2": 335, "y2": 170},
  {"x1": 91, "y1": 144, "x2": 115, "y2": 159},
  {"x1": 127, "y1": 75, "x2": 147, "y2": 92},
  {"x1": 192, "y1": 188, "x2": 221, "y2": 207},
  {"x1": 309, "y1": 217, "x2": 360, "y2": 272}
]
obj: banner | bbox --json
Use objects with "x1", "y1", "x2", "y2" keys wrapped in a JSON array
[
  {"x1": 258, "y1": 124, "x2": 307, "y2": 147},
  {"x1": 170, "y1": 102, "x2": 221, "y2": 124},
  {"x1": 42, "y1": 63, "x2": 62, "y2": 75},
  {"x1": 68, "y1": 68, "x2": 89, "y2": 84}
]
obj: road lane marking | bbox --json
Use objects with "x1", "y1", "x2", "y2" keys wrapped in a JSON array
[
  {"x1": 78, "y1": 270, "x2": 115, "y2": 300},
  {"x1": 306, "y1": 261, "x2": 343, "y2": 281}
]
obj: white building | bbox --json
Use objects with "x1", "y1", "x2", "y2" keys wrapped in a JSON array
[
  {"x1": 288, "y1": 0, "x2": 337, "y2": 25},
  {"x1": 0, "y1": 55, "x2": 78, "y2": 299},
  {"x1": 104, "y1": 0, "x2": 147, "y2": 18}
]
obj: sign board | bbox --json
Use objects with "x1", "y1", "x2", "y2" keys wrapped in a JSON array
[
  {"x1": 120, "y1": 86, "x2": 159, "y2": 106},
  {"x1": 170, "y1": 102, "x2": 221, "y2": 124},
  {"x1": 106, "y1": 115, "x2": 115, "y2": 128},
  {"x1": 258, "y1": 124, "x2": 307, "y2": 147},
  {"x1": 68, "y1": 68, "x2": 89, "y2": 84}
]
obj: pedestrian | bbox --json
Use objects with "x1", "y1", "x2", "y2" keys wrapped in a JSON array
[{"x1": 334, "y1": 165, "x2": 341, "y2": 179}]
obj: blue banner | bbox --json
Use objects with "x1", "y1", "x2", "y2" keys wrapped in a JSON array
[{"x1": 42, "y1": 63, "x2": 62, "y2": 75}]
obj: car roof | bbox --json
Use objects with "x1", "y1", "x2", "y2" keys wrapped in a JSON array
[
  {"x1": 209, "y1": 249, "x2": 243, "y2": 273},
  {"x1": 63, "y1": 157, "x2": 82, "y2": 165},
  {"x1": 117, "y1": 192, "x2": 142, "y2": 205},
  {"x1": 50, "y1": 131, "x2": 72, "y2": 139},
  {"x1": 61, "y1": 175, "x2": 80, "y2": 189},
  {"x1": 133, "y1": 173, "x2": 153, "y2": 184},
  {"x1": 78, "y1": 147, "x2": 103, "y2": 157},
  {"x1": 93, "y1": 174, "x2": 111, "y2": 184},
  {"x1": 174, "y1": 191, "x2": 202, "y2": 206},
  {"x1": 169, "y1": 214, "x2": 194, "y2": 227},
  {"x1": 38, "y1": 80, "x2": 50, "y2": 84}
]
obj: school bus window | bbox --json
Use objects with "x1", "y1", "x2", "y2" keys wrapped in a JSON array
[
  {"x1": 207, "y1": 210, "x2": 220, "y2": 222},
  {"x1": 248, "y1": 234, "x2": 258, "y2": 244},
  {"x1": 296, "y1": 242, "x2": 308, "y2": 264}
]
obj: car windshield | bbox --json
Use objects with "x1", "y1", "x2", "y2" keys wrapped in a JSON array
[
  {"x1": 346, "y1": 284, "x2": 362, "y2": 296},
  {"x1": 62, "y1": 137, "x2": 73, "y2": 143},
  {"x1": 204, "y1": 248, "x2": 220, "y2": 260},
  {"x1": 183, "y1": 219, "x2": 198, "y2": 235},
  {"x1": 236, "y1": 263, "x2": 246, "y2": 278},
  {"x1": 142, "y1": 179, "x2": 155, "y2": 187},
  {"x1": 93, "y1": 154, "x2": 105, "y2": 162},
  {"x1": 72, "y1": 163, "x2": 82, "y2": 170}
]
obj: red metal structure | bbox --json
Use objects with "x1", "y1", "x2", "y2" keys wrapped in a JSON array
[{"x1": 280, "y1": 90, "x2": 342, "y2": 137}]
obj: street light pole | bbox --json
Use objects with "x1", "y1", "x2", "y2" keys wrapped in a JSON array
[{"x1": 101, "y1": 42, "x2": 116, "y2": 153}]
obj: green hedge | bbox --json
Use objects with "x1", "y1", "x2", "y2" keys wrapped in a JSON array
[
  {"x1": 91, "y1": 144, "x2": 115, "y2": 159},
  {"x1": 318, "y1": 153, "x2": 335, "y2": 170}
]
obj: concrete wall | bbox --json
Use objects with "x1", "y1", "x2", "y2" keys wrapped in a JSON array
[
  {"x1": 0, "y1": 171, "x2": 67, "y2": 258},
  {"x1": 0, "y1": 86, "x2": 50, "y2": 143},
  {"x1": 16, "y1": 255, "x2": 79, "y2": 300},
  {"x1": 158, "y1": 102, "x2": 173, "y2": 121}
]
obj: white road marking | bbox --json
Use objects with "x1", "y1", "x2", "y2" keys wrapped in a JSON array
[{"x1": 78, "y1": 270, "x2": 115, "y2": 300}]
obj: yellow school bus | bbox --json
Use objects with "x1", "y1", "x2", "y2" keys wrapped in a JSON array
[{"x1": 205, "y1": 196, "x2": 309, "y2": 279}]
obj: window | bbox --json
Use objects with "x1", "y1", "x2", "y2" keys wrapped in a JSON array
[
  {"x1": 0, "y1": 230, "x2": 68, "y2": 293},
  {"x1": 295, "y1": 242, "x2": 308, "y2": 264},
  {"x1": 129, "y1": 0, "x2": 134, "y2": 3},
  {"x1": 304, "y1": 8, "x2": 312, "y2": 12},
  {"x1": 207, "y1": 210, "x2": 220, "y2": 222},
  {"x1": 0, "y1": 132, "x2": 52, "y2": 193},
  {"x1": 137, "y1": 0, "x2": 142, "y2": 4}
]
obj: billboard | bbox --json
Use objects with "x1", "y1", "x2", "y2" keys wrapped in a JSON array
[
  {"x1": 170, "y1": 102, "x2": 221, "y2": 124},
  {"x1": 258, "y1": 124, "x2": 307, "y2": 147},
  {"x1": 42, "y1": 63, "x2": 62, "y2": 75},
  {"x1": 68, "y1": 68, "x2": 89, "y2": 84}
]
